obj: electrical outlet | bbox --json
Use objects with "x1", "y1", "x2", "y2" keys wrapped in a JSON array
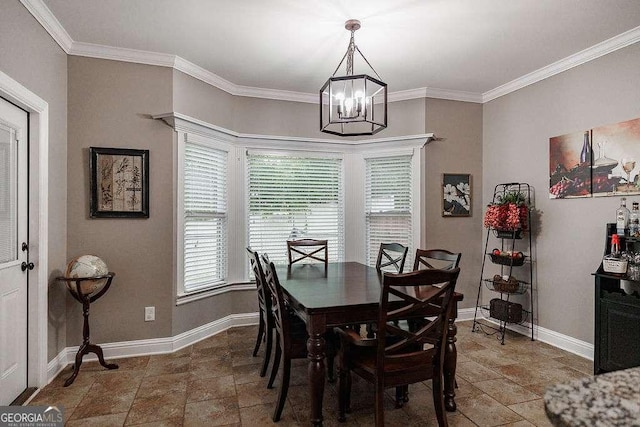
[{"x1": 144, "y1": 306, "x2": 155, "y2": 322}]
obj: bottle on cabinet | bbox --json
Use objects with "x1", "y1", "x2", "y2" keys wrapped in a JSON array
[
  {"x1": 630, "y1": 202, "x2": 640, "y2": 237},
  {"x1": 610, "y1": 233, "x2": 620, "y2": 257},
  {"x1": 616, "y1": 197, "x2": 630, "y2": 236}
]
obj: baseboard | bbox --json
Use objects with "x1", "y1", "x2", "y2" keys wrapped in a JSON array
[
  {"x1": 456, "y1": 307, "x2": 594, "y2": 360},
  {"x1": 47, "y1": 312, "x2": 259, "y2": 383},
  {"x1": 47, "y1": 308, "x2": 595, "y2": 383}
]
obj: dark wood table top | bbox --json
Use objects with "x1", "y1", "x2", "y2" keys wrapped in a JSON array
[
  {"x1": 275, "y1": 262, "x2": 383, "y2": 312},
  {"x1": 275, "y1": 262, "x2": 463, "y2": 322}
]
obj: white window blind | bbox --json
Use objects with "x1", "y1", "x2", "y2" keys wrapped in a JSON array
[
  {"x1": 365, "y1": 155, "x2": 413, "y2": 269},
  {"x1": 183, "y1": 142, "x2": 228, "y2": 293},
  {"x1": 247, "y1": 152, "x2": 344, "y2": 265}
]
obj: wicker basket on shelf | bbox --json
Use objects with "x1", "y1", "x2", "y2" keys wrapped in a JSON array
[{"x1": 492, "y1": 274, "x2": 520, "y2": 293}]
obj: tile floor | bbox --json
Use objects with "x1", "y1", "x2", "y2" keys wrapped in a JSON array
[{"x1": 28, "y1": 320, "x2": 592, "y2": 426}]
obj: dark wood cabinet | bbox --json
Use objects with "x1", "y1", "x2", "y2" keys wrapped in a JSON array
[
  {"x1": 594, "y1": 273, "x2": 640, "y2": 374},
  {"x1": 594, "y1": 223, "x2": 640, "y2": 374}
]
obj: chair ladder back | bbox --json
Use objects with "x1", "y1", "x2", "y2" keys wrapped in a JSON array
[
  {"x1": 287, "y1": 239, "x2": 328, "y2": 265},
  {"x1": 413, "y1": 248, "x2": 461, "y2": 271},
  {"x1": 377, "y1": 268, "x2": 460, "y2": 361},
  {"x1": 376, "y1": 242, "x2": 409, "y2": 273},
  {"x1": 247, "y1": 247, "x2": 271, "y2": 314},
  {"x1": 261, "y1": 254, "x2": 289, "y2": 338}
]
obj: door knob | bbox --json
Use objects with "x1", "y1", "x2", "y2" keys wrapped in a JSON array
[{"x1": 21, "y1": 262, "x2": 35, "y2": 271}]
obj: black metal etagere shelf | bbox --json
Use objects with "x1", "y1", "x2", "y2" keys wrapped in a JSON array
[{"x1": 472, "y1": 182, "x2": 536, "y2": 344}]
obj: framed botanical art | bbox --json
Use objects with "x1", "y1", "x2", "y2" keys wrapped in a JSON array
[
  {"x1": 442, "y1": 173, "x2": 471, "y2": 217},
  {"x1": 90, "y1": 147, "x2": 149, "y2": 218}
]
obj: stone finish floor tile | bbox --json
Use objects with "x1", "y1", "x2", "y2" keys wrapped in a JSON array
[
  {"x1": 239, "y1": 401, "x2": 301, "y2": 426},
  {"x1": 456, "y1": 393, "x2": 524, "y2": 426},
  {"x1": 125, "y1": 391, "x2": 186, "y2": 425},
  {"x1": 187, "y1": 374, "x2": 237, "y2": 403},
  {"x1": 456, "y1": 360, "x2": 503, "y2": 383},
  {"x1": 183, "y1": 397, "x2": 241, "y2": 426},
  {"x1": 27, "y1": 320, "x2": 594, "y2": 426},
  {"x1": 136, "y1": 372, "x2": 189, "y2": 399},
  {"x1": 473, "y1": 378, "x2": 540, "y2": 406},
  {"x1": 65, "y1": 412, "x2": 128, "y2": 426},
  {"x1": 508, "y1": 399, "x2": 554, "y2": 427}
]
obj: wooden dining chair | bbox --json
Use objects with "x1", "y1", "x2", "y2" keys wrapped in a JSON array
[
  {"x1": 246, "y1": 247, "x2": 274, "y2": 378},
  {"x1": 366, "y1": 242, "x2": 410, "y2": 337},
  {"x1": 335, "y1": 267, "x2": 460, "y2": 426},
  {"x1": 413, "y1": 248, "x2": 461, "y2": 271},
  {"x1": 395, "y1": 248, "x2": 461, "y2": 406},
  {"x1": 261, "y1": 253, "x2": 336, "y2": 422},
  {"x1": 287, "y1": 238, "x2": 328, "y2": 265},
  {"x1": 375, "y1": 242, "x2": 409, "y2": 273}
]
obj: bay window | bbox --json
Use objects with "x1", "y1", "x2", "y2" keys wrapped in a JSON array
[
  {"x1": 365, "y1": 155, "x2": 414, "y2": 268},
  {"x1": 246, "y1": 151, "x2": 344, "y2": 265},
  {"x1": 181, "y1": 139, "x2": 228, "y2": 294}
]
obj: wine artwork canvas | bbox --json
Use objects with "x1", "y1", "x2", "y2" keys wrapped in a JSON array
[
  {"x1": 549, "y1": 130, "x2": 593, "y2": 198},
  {"x1": 549, "y1": 116, "x2": 640, "y2": 199},
  {"x1": 591, "y1": 117, "x2": 640, "y2": 197}
]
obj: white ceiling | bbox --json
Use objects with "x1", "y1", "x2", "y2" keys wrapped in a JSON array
[{"x1": 35, "y1": 0, "x2": 640, "y2": 102}]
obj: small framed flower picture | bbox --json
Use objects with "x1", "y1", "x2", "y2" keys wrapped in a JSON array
[{"x1": 442, "y1": 173, "x2": 471, "y2": 217}]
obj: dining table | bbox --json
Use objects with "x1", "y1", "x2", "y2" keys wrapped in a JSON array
[{"x1": 275, "y1": 261, "x2": 464, "y2": 426}]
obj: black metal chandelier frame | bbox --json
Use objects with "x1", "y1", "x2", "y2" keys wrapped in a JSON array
[{"x1": 320, "y1": 19, "x2": 388, "y2": 137}]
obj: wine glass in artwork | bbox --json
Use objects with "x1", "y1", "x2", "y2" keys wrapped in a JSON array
[{"x1": 621, "y1": 157, "x2": 636, "y2": 192}]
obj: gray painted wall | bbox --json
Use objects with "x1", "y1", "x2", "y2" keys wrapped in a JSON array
[
  {"x1": 425, "y1": 99, "x2": 484, "y2": 309},
  {"x1": 67, "y1": 57, "x2": 174, "y2": 344},
  {"x1": 0, "y1": 1, "x2": 68, "y2": 360},
  {"x1": 483, "y1": 43, "x2": 640, "y2": 343}
]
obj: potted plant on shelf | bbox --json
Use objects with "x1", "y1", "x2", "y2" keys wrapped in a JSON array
[{"x1": 483, "y1": 191, "x2": 529, "y2": 238}]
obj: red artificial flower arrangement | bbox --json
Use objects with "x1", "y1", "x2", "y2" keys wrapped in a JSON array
[{"x1": 483, "y1": 191, "x2": 528, "y2": 231}]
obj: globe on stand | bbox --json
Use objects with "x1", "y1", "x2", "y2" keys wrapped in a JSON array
[
  {"x1": 64, "y1": 254, "x2": 109, "y2": 296},
  {"x1": 59, "y1": 254, "x2": 117, "y2": 386}
]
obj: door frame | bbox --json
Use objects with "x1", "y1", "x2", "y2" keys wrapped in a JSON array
[{"x1": 0, "y1": 70, "x2": 49, "y2": 388}]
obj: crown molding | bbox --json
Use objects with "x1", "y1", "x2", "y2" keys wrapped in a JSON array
[
  {"x1": 70, "y1": 42, "x2": 178, "y2": 68},
  {"x1": 232, "y1": 84, "x2": 318, "y2": 104},
  {"x1": 389, "y1": 87, "x2": 483, "y2": 104},
  {"x1": 483, "y1": 25, "x2": 640, "y2": 102},
  {"x1": 23, "y1": 1, "x2": 640, "y2": 105},
  {"x1": 173, "y1": 56, "x2": 237, "y2": 95},
  {"x1": 21, "y1": 0, "x2": 73, "y2": 53}
]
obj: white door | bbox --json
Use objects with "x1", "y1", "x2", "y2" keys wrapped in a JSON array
[{"x1": 0, "y1": 97, "x2": 28, "y2": 405}]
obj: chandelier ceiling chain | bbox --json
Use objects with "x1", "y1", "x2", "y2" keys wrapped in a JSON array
[
  {"x1": 330, "y1": 21, "x2": 383, "y2": 81},
  {"x1": 346, "y1": 29, "x2": 355, "y2": 76}
]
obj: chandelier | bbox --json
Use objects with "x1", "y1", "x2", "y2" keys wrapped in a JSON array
[{"x1": 320, "y1": 19, "x2": 387, "y2": 136}]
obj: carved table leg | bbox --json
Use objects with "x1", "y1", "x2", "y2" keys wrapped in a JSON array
[
  {"x1": 307, "y1": 318, "x2": 326, "y2": 427},
  {"x1": 444, "y1": 317, "x2": 458, "y2": 412}
]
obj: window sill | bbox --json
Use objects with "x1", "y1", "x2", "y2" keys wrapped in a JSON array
[{"x1": 176, "y1": 282, "x2": 256, "y2": 306}]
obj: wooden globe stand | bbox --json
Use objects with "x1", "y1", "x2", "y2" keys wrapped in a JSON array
[{"x1": 57, "y1": 273, "x2": 118, "y2": 386}]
